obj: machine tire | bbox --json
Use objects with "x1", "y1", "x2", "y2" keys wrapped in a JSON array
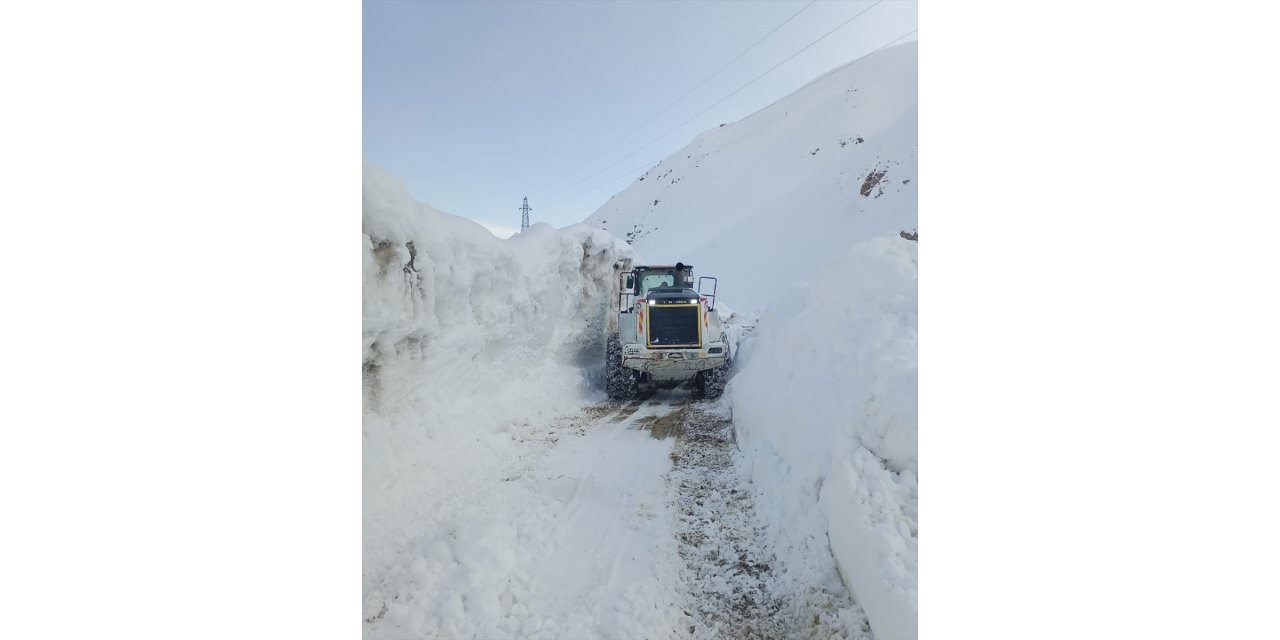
[
  {"x1": 606, "y1": 334, "x2": 638, "y2": 401},
  {"x1": 695, "y1": 363, "x2": 728, "y2": 400}
]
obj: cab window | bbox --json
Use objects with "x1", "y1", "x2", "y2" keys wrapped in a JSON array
[{"x1": 639, "y1": 273, "x2": 675, "y2": 297}]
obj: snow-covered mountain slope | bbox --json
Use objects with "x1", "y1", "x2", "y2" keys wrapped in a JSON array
[
  {"x1": 584, "y1": 42, "x2": 918, "y2": 639},
  {"x1": 585, "y1": 41, "x2": 916, "y2": 315},
  {"x1": 362, "y1": 161, "x2": 636, "y2": 629}
]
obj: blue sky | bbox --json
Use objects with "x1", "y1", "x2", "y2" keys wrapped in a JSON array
[{"x1": 363, "y1": 0, "x2": 917, "y2": 236}]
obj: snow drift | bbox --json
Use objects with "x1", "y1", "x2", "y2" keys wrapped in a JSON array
[{"x1": 362, "y1": 161, "x2": 635, "y2": 631}]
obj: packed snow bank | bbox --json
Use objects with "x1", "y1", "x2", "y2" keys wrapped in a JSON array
[
  {"x1": 362, "y1": 161, "x2": 635, "y2": 626},
  {"x1": 730, "y1": 235, "x2": 918, "y2": 640}
]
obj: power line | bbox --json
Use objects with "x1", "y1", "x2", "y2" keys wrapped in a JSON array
[
  {"x1": 621, "y1": 0, "x2": 818, "y2": 138},
  {"x1": 541, "y1": 157, "x2": 665, "y2": 208},
  {"x1": 539, "y1": 0, "x2": 886, "y2": 202},
  {"x1": 541, "y1": 23, "x2": 918, "y2": 212},
  {"x1": 867, "y1": 27, "x2": 917, "y2": 55},
  {"x1": 541, "y1": 0, "x2": 818, "y2": 198}
]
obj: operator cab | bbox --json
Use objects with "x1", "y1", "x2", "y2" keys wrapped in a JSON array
[{"x1": 633, "y1": 263, "x2": 695, "y2": 297}]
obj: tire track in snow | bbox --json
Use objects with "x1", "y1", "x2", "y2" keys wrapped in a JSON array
[{"x1": 669, "y1": 403, "x2": 874, "y2": 640}]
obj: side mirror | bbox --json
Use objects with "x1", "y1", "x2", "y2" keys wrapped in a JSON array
[{"x1": 624, "y1": 275, "x2": 635, "y2": 290}]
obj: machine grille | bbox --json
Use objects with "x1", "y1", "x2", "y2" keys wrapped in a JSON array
[{"x1": 648, "y1": 305, "x2": 699, "y2": 347}]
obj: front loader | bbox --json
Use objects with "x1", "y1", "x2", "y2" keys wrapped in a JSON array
[{"x1": 605, "y1": 261, "x2": 729, "y2": 400}]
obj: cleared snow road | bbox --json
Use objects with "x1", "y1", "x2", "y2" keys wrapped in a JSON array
[
  {"x1": 365, "y1": 385, "x2": 870, "y2": 639},
  {"x1": 669, "y1": 400, "x2": 872, "y2": 640}
]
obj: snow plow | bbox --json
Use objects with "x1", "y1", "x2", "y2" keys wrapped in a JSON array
[{"x1": 605, "y1": 261, "x2": 730, "y2": 400}]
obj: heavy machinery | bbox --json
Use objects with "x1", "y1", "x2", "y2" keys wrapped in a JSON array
[{"x1": 605, "y1": 260, "x2": 730, "y2": 400}]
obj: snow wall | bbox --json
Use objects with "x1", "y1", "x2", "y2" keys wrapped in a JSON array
[
  {"x1": 362, "y1": 161, "x2": 634, "y2": 624},
  {"x1": 730, "y1": 235, "x2": 918, "y2": 640}
]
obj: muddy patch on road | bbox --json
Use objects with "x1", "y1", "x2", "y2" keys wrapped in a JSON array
[
  {"x1": 609, "y1": 400, "x2": 645, "y2": 423},
  {"x1": 634, "y1": 404, "x2": 686, "y2": 440}
]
